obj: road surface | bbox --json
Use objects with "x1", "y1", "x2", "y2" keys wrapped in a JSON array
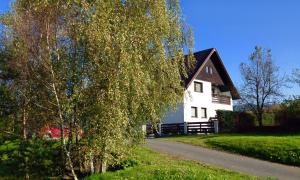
[{"x1": 146, "y1": 138, "x2": 300, "y2": 180}]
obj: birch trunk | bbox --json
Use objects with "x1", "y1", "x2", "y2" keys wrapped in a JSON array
[
  {"x1": 22, "y1": 108, "x2": 27, "y2": 140},
  {"x1": 46, "y1": 21, "x2": 78, "y2": 179},
  {"x1": 22, "y1": 107, "x2": 29, "y2": 180},
  {"x1": 90, "y1": 152, "x2": 95, "y2": 174},
  {"x1": 50, "y1": 65, "x2": 78, "y2": 180},
  {"x1": 101, "y1": 160, "x2": 107, "y2": 173}
]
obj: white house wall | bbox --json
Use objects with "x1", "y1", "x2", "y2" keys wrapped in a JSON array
[
  {"x1": 184, "y1": 79, "x2": 233, "y2": 122},
  {"x1": 162, "y1": 79, "x2": 233, "y2": 124}
]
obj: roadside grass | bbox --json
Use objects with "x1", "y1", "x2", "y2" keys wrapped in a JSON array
[
  {"x1": 86, "y1": 146, "x2": 266, "y2": 180},
  {"x1": 0, "y1": 139, "x2": 268, "y2": 180},
  {"x1": 163, "y1": 133, "x2": 300, "y2": 166}
]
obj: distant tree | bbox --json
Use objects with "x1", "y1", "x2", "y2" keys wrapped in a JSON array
[
  {"x1": 291, "y1": 69, "x2": 300, "y2": 87},
  {"x1": 239, "y1": 46, "x2": 285, "y2": 127}
]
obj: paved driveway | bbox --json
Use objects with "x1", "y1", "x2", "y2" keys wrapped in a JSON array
[{"x1": 146, "y1": 138, "x2": 300, "y2": 180}]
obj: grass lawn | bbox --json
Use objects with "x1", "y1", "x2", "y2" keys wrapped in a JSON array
[
  {"x1": 163, "y1": 133, "x2": 300, "y2": 166},
  {"x1": 86, "y1": 146, "x2": 266, "y2": 180},
  {"x1": 0, "y1": 139, "x2": 267, "y2": 179}
]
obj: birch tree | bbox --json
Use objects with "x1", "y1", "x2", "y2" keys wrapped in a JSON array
[
  {"x1": 1, "y1": 0, "x2": 193, "y2": 177},
  {"x1": 82, "y1": 0, "x2": 193, "y2": 173},
  {"x1": 2, "y1": 1, "x2": 83, "y2": 179}
]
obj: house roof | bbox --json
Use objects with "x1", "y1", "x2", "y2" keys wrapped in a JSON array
[{"x1": 183, "y1": 48, "x2": 241, "y2": 100}]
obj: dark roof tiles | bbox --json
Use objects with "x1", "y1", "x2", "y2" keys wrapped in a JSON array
[{"x1": 183, "y1": 48, "x2": 240, "y2": 100}]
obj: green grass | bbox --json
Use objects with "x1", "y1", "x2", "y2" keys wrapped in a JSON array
[
  {"x1": 163, "y1": 133, "x2": 300, "y2": 166},
  {"x1": 0, "y1": 139, "x2": 269, "y2": 179},
  {"x1": 86, "y1": 146, "x2": 265, "y2": 180}
]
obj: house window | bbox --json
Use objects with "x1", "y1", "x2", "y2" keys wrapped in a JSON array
[
  {"x1": 191, "y1": 107, "x2": 198, "y2": 118},
  {"x1": 194, "y1": 82, "x2": 203, "y2": 92},
  {"x1": 201, "y1": 108, "x2": 207, "y2": 118},
  {"x1": 206, "y1": 66, "x2": 213, "y2": 75}
]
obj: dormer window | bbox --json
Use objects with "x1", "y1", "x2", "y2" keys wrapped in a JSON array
[
  {"x1": 194, "y1": 82, "x2": 203, "y2": 92},
  {"x1": 206, "y1": 66, "x2": 213, "y2": 75},
  {"x1": 205, "y1": 66, "x2": 209, "y2": 74}
]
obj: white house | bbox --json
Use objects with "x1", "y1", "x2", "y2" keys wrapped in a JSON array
[{"x1": 162, "y1": 48, "x2": 240, "y2": 124}]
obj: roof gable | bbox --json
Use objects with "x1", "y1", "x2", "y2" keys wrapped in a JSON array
[
  {"x1": 183, "y1": 48, "x2": 240, "y2": 100},
  {"x1": 196, "y1": 58, "x2": 225, "y2": 85}
]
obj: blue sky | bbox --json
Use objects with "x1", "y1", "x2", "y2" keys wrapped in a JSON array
[
  {"x1": 1, "y1": 0, "x2": 300, "y2": 96},
  {"x1": 0, "y1": 1, "x2": 11, "y2": 13},
  {"x1": 180, "y1": 0, "x2": 300, "y2": 96}
]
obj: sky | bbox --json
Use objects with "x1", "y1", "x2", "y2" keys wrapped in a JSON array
[
  {"x1": 180, "y1": 0, "x2": 300, "y2": 96},
  {"x1": 1, "y1": 0, "x2": 300, "y2": 96},
  {"x1": 0, "y1": 1, "x2": 10, "y2": 13}
]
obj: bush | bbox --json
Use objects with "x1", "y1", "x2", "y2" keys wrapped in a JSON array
[
  {"x1": 0, "y1": 139, "x2": 61, "y2": 178},
  {"x1": 22, "y1": 139, "x2": 61, "y2": 176},
  {"x1": 262, "y1": 113, "x2": 276, "y2": 126},
  {"x1": 236, "y1": 112, "x2": 256, "y2": 130},
  {"x1": 275, "y1": 98, "x2": 300, "y2": 127},
  {"x1": 216, "y1": 110, "x2": 255, "y2": 132},
  {"x1": 108, "y1": 158, "x2": 139, "y2": 171},
  {"x1": 216, "y1": 110, "x2": 236, "y2": 132}
]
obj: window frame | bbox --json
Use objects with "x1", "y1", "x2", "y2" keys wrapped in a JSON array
[
  {"x1": 194, "y1": 82, "x2": 203, "y2": 93},
  {"x1": 201, "y1": 108, "x2": 207, "y2": 119},
  {"x1": 191, "y1": 106, "x2": 198, "y2": 118},
  {"x1": 209, "y1": 67, "x2": 213, "y2": 74},
  {"x1": 205, "y1": 66, "x2": 209, "y2": 74}
]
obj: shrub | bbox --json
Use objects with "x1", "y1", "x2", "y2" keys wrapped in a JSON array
[
  {"x1": 216, "y1": 110, "x2": 236, "y2": 132},
  {"x1": 262, "y1": 113, "x2": 276, "y2": 126},
  {"x1": 23, "y1": 139, "x2": 61, "y2": 176},
  {"x1": 216, "y1": 110, "x2": 256, "y2": 132},
  {"x1": 275, "y1": 98, "x2": 300, "y2": 127},
  {"x1": 108, "y1": 158, "x2": 139, "y2": 171},
  {"x1": 0, "y1": 139, "x2": 61, "y2": 178},
  {"x1": 236, "y1": 112, "x2": 256, "y2": 130}
]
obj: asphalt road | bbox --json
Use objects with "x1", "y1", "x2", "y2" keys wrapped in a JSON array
[{"x1": 145, "y1": 138, "x2": 300, "y2": 180}]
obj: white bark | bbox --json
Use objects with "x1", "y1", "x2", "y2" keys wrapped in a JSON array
[
  {"x1": 46, "y1": 21, "x2": 78, "y2": 180},
  {"x1": 90, "y1": 152, "x2": 94, "y2": 174}
]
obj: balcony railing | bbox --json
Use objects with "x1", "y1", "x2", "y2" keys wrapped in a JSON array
[{"x1": 212, "y1": 95, "x2": 231, "y2": 105}]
